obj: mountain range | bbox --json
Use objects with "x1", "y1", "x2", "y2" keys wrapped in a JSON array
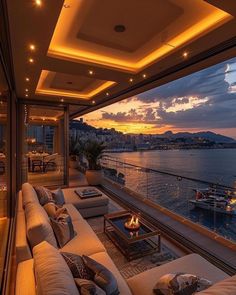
[{"x1": 154, "y1": 131, "x2": 235, "y2": 143}]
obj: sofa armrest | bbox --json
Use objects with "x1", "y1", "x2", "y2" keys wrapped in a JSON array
[
  {"x1": 16, "y1": 211, "x2": 32, "y2": 263},
  {"x1": 15, "y1": 259, "x2": 36, "y2": 295}
]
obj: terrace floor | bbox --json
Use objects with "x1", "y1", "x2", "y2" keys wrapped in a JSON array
[{"x1": 69, "y1": 168, "x2": 236, "y2": 275}]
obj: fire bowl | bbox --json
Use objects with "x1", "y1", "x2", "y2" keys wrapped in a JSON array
[{"x1": 124, "y1": 216, "x2": 141, "y2": 231}]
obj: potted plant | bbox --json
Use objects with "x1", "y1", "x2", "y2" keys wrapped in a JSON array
[
  {"x1": 69, "y1": 135, "x2": 82, "y2": 169},
  {"x1": 83, "y1": 140, "x2": 106, "y2": 185}
]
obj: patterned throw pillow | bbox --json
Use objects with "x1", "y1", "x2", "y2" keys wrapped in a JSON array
[
  {"x1": 61, "y1": 252, "x2": 93, "y2": 280},
  {"x1": 82, "y1": 255, "x2": 119, "y2": 295},
  {"x1": 34, "y1": 186, "x2": 55, "y2": 206},
  {"x1": 153, "y1": 273, "x2": 212, "y2": 295},
  {"x1": 74, "y1": 278, "x2": 106, "y2": 295},
  {"x1": 43, "y1": 202, "x2": 67, "y2": 218},
  {"x1": 52, "y1": 188, "x2": 65, "y2": 206},
  {"x1": 50, "y1": 211, "x2": 76, "y2": 248}
]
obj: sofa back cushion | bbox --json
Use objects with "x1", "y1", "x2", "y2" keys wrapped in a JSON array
[
  {"x1": 33, "y1": 241, "x2": 79, "y2": 295},
  {"x1": 25, "y1": 202, "x2": 57, "y2": 249},
  {"x1": 22, "y1": 182, "x2": 39, "y2": 208}
]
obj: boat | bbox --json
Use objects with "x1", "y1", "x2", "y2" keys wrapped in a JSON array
[{"x1": 190, "y1": 187, "x2": 236, "y2": 215}]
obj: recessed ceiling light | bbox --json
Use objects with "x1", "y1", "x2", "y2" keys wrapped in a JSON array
[
  {"x1": 89, "y1": 70, "x2": 94, "y2": 75},
  {"x1": 106, "y1": 92, "x2": 110, "y2": 96},
  {"x1": 114, "y1": 24, "x2": 126, "y2": 33},
  {"x1": 25, "y1": 89, "x2": 29, "y2": 92},
  {"x1": 35, "y1": 0, "x2": 42, "y2": 7},
  {"x1": 129, "y1": 78, "x2": 134, "y2": 83},
  {"x1": 142, "y1": 74, "x2": 147, "y2": 79},
  {"x1": 183, "y1": 51, "x2": 188, "y2": 58},
  {"x1": 92, "y1": 100, "x2": 96, "y2": 104},
  {"x1": 29, "y1": 58, "x2": 34, "y2": 63},
  {"x1": 60, "y1": 98, "x2": 64, "y2": 102},
  {"x1": 26, "y1": 77, "x2": 30, "y2": 82},
  {"x1": 25, "y1": 94, "x2": 29, "y2": 97},
  {"x1": 29, "y1": 44, "x2": 36, "y2": 51}
]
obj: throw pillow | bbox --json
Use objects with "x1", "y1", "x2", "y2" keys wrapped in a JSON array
[
  {"x1": 82, "y1": 255, "x2": 119, "y2": 295},
  {"x1": 53, "y1": 188, "x2": 65, "y2": 206},
  {"x1": 34, "y1": 186, "x2": 55, "y2": 206},
  {"x1": 153, "y1": 273, "x2": 212, "y2": 295},
  {"x1": 50, "y1": 211, "x2": 76, "y2": 248},
  {"x1": 61, "y1": 252, "x2": 92, "y2": 280},
  {"x1": 74, "y1": 278, "x2": 106, "y2": 295},
  {"x1": 43, "y1": 202, "x2": 57, "y2": 218}
]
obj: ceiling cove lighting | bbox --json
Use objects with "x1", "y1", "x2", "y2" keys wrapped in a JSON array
[
  {"x1": 48, "y1": 4, "x2": 231, "y2": 73},
  {"x1": 36, "y1": 70, "x2": 116, "y2": 99}
]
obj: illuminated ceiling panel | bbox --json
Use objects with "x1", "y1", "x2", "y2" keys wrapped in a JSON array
[
  {"x1": 48, "y1": 0, "x2": 232, "y2": 73},
  {"x1": 36, "y1": 70, "x2": 116, "y2": 99}
]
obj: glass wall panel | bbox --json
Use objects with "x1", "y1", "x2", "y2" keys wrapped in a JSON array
[
  {"x1": 0, "y1": 60, "x2": 9, "y2": 286},
  {"x1": 20, "y1": 104, "x2": 67, "y2": 187}
]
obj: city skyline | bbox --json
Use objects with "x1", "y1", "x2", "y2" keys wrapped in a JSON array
[{"x1": 81, "y1": 57, "x2": 236, "y2": 139}]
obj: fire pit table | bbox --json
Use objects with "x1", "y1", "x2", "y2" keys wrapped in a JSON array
[{"x1": 104, "y1": 211, "x2": 161, "y2": 261}]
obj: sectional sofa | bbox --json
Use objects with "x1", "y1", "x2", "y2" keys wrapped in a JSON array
[{"x1": 15, "y1": 183, "x2": 235, "y2": 294}]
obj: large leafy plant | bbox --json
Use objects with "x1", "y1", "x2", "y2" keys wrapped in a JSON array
[
  {"x1": 83, "y1": 140, "x2": 106, "y2": 170},
  {"x1": 69, "y1": 135, "x2": 83, "y2": 161}
]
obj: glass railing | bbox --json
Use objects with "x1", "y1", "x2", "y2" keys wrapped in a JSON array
[{"x1": 101, "y1": 156, "x2": 236, "y2": 243}]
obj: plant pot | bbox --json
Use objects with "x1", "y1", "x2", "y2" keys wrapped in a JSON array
[
  {"x1": 85, "y1": 170, "x2": 102, "y2": 185},
  {"x1": 69, "y1": 160, "x2": 78, "y2": 169}
]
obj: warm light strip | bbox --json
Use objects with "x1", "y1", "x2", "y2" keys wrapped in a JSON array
[
  {"x1": 48, "y1": 7, "x2": 231, "y2": 73},
  {"x1": 36, "y1": 70, "x2": 116, "y2": 99}
]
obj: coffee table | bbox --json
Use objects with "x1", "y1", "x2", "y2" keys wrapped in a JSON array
[{"x1": 104, "y1": 211, "x2": 161, "y2": 261}]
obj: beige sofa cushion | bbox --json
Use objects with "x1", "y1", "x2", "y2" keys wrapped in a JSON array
[
  {"x1": 22, "y1": 182, "x2": 39, "y2": 208},
  {"x1": 16, "y1": 211, "x2": 32, "y2": 263},
  {"x1": 197, "y1": 275, "x2": 236, "y2": 294},
  {"x1": 15, "y1": 259, "x2": 36, "y2": 295},
  {"x1": 89, "y1": 251, "x2": 132, "y2": 295},
  {"x1": 127, "y1": 254, "x2": 229, "y2": 295},
  {"x1": 33, "y1": 241, "x2": 79, "y2": 295},
  {"x1": 60, "y1": 218, "x2": 105, "y2": 256},
  {"x1": 25, "y1": 202, "x2": 57, "y2": 249}
]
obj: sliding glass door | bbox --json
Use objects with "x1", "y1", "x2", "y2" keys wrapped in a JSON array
[{"x1": 19, "y1": 103, "x2": 68, "y2": 187}]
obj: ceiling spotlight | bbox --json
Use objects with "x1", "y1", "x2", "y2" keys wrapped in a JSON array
[
  {"x1": 183, "y1": 51, "x2": 188, "y2": 58},
  {"x1": 25, "y1": 94, "x2": 29, "y2": 97},
  {"x1": 35, "y1": 0, "x2": 42, "y2": 7},
  {"x1": 106, "y1": 92, "x2": 110, "y2": 96},
  {"x1": 129, "y1": 78, "x2": 134, "y2": 83},
  {"x1": 92, "y1": 100, "x2": 96, "y2": 104},
  {"x1": 26, "y1": 77, "x2": 30, "y2": 82},
  {"x1": 29, "y1": 58, "x2": 34, "y2": 63},
  {"x1": 29, "y1": 44, "x2": 36, "y2": 51},
  {"x1": 25, "y1": 89, "x2": 29, "y2": 92},
  {"x1": 60, "y1": 98, "x2": 64, "y2": 102},
  {"x1": 142, "y1": 73, "x2": 147, "y2": 79},
  {"x1": 89, "y1": 70, "x2": 94, "y2": 75}
]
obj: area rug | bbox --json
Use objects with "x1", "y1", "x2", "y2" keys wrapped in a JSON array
[{"x1": 87, "y1": 199, "x2": 179, "y2": 279}]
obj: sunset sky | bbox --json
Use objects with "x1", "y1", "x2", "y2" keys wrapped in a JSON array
[{"x1": 80, "y1": 57, "x2": 236, "y2": 139}]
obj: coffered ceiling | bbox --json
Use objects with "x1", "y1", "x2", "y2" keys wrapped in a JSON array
[{"x1": 6, "y1": 0, "x2": 236, "y2": 117}]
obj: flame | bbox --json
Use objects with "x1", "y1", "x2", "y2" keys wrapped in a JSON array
[{"x1": 128, "y1": 215, "x2": 139, "y2": 227}]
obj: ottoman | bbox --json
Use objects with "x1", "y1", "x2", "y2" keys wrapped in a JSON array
[{"x1": 62, "y1": 186, "x2": 109, "y2": 218}]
